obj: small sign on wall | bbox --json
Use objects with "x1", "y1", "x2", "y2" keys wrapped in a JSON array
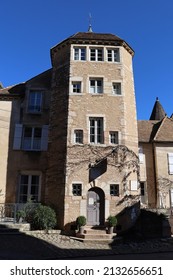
[
  {"x1": 88, "y1": 198, "x2": 94, "y2": 205},
  {"x1": 130, "y1": 180, "x2": 138, "y2": 191}
]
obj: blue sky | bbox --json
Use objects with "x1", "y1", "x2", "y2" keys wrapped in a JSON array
[{"x1": 0, "y1": 0, "x2": 172, "y2": 120}]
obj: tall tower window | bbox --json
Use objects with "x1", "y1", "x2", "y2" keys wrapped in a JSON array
[
  {"x1": 107, "y1": 49, "x2": 120, "y2": 62},
  {"x1": 89, "y1": 117, "x2": 104, "y2": 144},
  {"x1": 74, "y1": 47, "x2": 86, "y2": 61},
  {"x1": 89, "y1": 79, "x2": 103, "y2": 94},
  {"x1": 90, "y1": 48, "x2": 103, "y2": 61}
]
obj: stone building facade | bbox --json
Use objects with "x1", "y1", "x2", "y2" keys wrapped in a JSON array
[
  {"x1": 138, "y1": 99, "x2": 173, "y2": 209},
  {"x1": 0, "y1": 31, "x2": 143, "y2": 230}
]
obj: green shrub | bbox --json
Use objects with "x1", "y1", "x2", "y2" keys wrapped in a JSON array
[
  {"x1": 32, "y1": 204, "x2": 57, "y2": 230},
  {"x1": 76, "y1": 216, "x2": 86, "y2": 227},
  {"x1": 107, "y1": 215, "x2": 117, "y2": 227}
]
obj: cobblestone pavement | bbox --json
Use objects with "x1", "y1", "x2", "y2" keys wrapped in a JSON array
[
  {"x1": 21, "y1": 232, "x2": 173, "y2": 258},
  {"x1": 0, "y1": 231, "x2": 173, "y2": 259}
]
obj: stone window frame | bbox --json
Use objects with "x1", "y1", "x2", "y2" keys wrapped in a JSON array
[
  {"x1": 110, "y1": 184, "x2": 119, "y2": 196},
  {"x1": 70, "y1": 77, "x2": 83, "y2": 95},
  {"x1": 109, "y1": 131, "x2": 119, "y2": 145},
  {"x1": 72, "y1": 81, "x2": 82, "y2": 93},
  {"x1": 89, "y1": 47, "x2": 104, "y2": 62},
  {"x1": 74, "y1": 129, "x2": 83, "y2": 144},
  {"x1": 73, "y1": 47, "x2": 86, "y2": 61},
  {"x1": 112, "y1": 82, "x2": 122, "y2": 95},
  {"x1": 107, "y1": 48, "x2": 120, "y2": 62},
  {"x1": 89, "y1": 117, "x2": 104, "y2": 145},
  {"x1": 72, "y1": 183, "x2": 82, "y2": 196},
  {"x1": 89, "y1": 78, "x2": 103, "y2": 94}
]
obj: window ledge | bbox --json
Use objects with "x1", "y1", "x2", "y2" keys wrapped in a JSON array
[{"x1": 91, "y1": 94, "x2": 104, "y2": 96}]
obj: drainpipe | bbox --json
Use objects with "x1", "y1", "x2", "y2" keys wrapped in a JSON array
[{"x1": 152, "y1": 141, "x2": 158, "y2": 208}]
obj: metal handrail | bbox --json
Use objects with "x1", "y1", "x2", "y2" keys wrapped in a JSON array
[{"x1": 0, "y1": 203, "x2": 39, "y2": 223}]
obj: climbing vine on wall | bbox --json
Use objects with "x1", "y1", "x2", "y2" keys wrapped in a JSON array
[
  {"x1": 67, "y1": 144, "x2": 140, "y2": 196},
  {"x1": 157, "y1": 177, "x2": 173, "y2": 208}
]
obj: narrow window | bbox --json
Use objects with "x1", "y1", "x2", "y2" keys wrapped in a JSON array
[
  {"x1": 74, "y1": 130, "x2": 83, "y2": 144},
  {"x1": 110, "y1": 184, "x2": 119, "y2": 196},
  {"x1": 19, "y1": 174, "x2": 40, "y2": 203},
  {"x1": 72, "y1": 184, "x2": 82, "y2": 196},
  {"x1": 28, "y1": 91, "x2": 42, "y2": 113},
  {"x1": 109, "y1": 131, "x2": 119, "y2": 144},
  {"x1": 112, "y1": 83, "x2": 121, "y2": 95},
  {"x1": 139, "y1": 147, "x2": 144, "y2": 163},
  {"x1": 140, "y1": 182, "x2": 145, "y2": 196},
  {"x1": 89, "y1": 117, "x2": 104, "y2": 144}
]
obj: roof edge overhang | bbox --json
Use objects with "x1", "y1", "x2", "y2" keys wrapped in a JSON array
[
  {"x1": 0, "y1": 93, "x2": 22, "y2": 101},
  {"x1": 50, "y1": 32, "x2": 134, "y2": 58}
]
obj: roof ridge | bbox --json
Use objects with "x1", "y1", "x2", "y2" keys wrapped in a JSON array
[{"x1": 153, "y1": 116, "x2": 167, "y2": 141}]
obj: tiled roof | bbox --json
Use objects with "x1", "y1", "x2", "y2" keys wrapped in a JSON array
[
  {"x1": 51, "y1": 32, "x2": 134, "y2": 55},
  {"x1": 0, "y1": 69, "x2": 52, "y2": 99},
  {"x1": 154, "y1": 117, "x2": 173, "y2": 142},
  {"x1": 70, "y1": 32, "x2": 124, "y2": 41},
  {"x1": 138, "y1": 117, "x2": 173, "y2": 143},
  {"x1": 138, "y1": 120, "x2": 160, "y2": 142}
]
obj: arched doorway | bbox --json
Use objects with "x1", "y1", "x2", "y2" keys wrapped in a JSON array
[{"x1": 87, "y1": 187, "x2": 105, "y2": 226}]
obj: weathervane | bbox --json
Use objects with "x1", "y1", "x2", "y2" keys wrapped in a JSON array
[{"x1": 88, "y1": 13, "x2": 93, "y2": 32}]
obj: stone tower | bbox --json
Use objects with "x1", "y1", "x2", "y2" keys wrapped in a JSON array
[{"x1": 46, "y1": 31, "x2": 139, "y2": 230}]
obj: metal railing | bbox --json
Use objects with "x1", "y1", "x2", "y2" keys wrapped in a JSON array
[{"x1": 0, "y1": 203, "x2": 39, "y2": 223}]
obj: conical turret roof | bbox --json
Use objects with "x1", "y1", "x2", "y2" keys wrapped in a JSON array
[{"x1": 149, "y1": 97, "x2": 166, "y2": 120}]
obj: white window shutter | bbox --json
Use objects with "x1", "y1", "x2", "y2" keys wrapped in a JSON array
[
  {"x1": 41, "y1": 125, "x2": 49, "y2": 151},
  {"x1": 130, "y1": 180, "x2": 138, "y2": 191},
  {"x1": 13, "y1": 124, "x2": 23, "y2": 150},
  {"x1": 168, "y1": 153, "x2": 173, "y2": 174}
]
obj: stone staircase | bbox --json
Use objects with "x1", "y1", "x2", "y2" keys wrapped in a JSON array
[{"x1": 73, "y1": 226, "x2": 121, "y2": 244}]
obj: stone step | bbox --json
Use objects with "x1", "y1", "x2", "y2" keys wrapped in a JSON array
[
  {"x1": 71, "y1": 236, "x2": 122, "y2": 245},
  {"x1": 76, "y1": 233, "x2": 114, "y2": 240},
  {"x1": 84, "y1": 229, "x2": 107, "y2": 234}
]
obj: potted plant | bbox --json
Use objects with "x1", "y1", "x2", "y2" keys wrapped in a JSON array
[
  {"x1": 76, "y1": 215, "x2": 86, "y2": 234},
  {"x1": 107, "y1": 215, "x2": 117, "y2": 234}
]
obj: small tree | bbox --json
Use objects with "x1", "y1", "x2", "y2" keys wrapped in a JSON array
[
  {"x1": 107, "y1": 215, "x2": 117, "y2": 227},
  {"x1": 32, "y1": 204, "x2": 57, "y2": 230}
]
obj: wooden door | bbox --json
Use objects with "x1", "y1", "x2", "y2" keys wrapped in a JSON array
[{"x1": 87, "y1": 190, "x2": 100, "y2": 225}]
